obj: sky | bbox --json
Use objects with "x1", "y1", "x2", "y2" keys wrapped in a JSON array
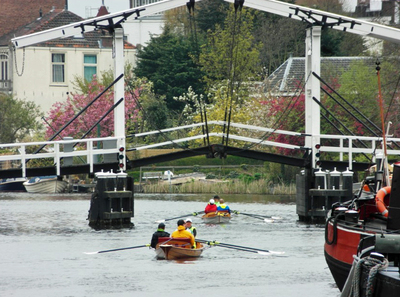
[{"x1": 68, "y1": 0, "x2": 130, "y2": 18}]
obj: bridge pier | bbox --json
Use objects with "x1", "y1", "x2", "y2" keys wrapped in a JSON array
[
  {"x1": 88, "y1": 170, "x2": 134, "y2": 229},
  {"x1": 296, "y1": 167, "x2": 354, "y2": 223}
]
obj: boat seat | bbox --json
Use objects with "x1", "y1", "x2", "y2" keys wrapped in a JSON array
[
  {"x1": 158, "y1": 237, "x2": 192, "y2": 246},
  {"x1": 158, "y1": 237, "x2": 172, "y2": 243}
]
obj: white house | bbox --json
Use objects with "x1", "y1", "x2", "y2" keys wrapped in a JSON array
[{"x1": 0, "y1": 6, "x2": 136, "y2": 115}]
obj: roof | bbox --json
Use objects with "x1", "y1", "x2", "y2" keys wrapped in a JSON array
[
  {"x1": 263, "y1": 56, "x2": 376, "y2": 95},
  {"x1": 0, "y1": 8, "x2": 135, "y2": 49},
  {"x1": 0, "y1": 0, "x2": 65, "y2": 37}
]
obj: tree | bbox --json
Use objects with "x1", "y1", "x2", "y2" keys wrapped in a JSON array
[
  {"x1": 255, "y1": 15, "x2": 306, "y2": 76},
  {"x1": 0, "y1": 93, "x2": 43, "y2": 143},
  {"x1": 199, "y1": 8, "x2": 261, "y2": 88},
  {"x1": 196, "y1": 0, "x2": 229, "y2": 34},
  {"x1": 334, "y1": 60, "x2": 380, "y2": 136},
  {"x1": 174, "y1": 8, "x2": 261, "y2": 146},
  {"x1": 45, "y1": 74, "x2": 139, "y2": 139},
  {"x1": 134, "y1": 26, "x2": 205, "y2": 112}
]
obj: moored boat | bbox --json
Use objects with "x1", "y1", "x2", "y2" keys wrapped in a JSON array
[
  {"x1": 201, "y1": 211, "x2": 231, "y2": 224},
  {"x1": 154, "y1": 237, "x2": 205, "y2": 260},
  {"x1": 23, "y1": 176, "x2": 68, "y2": 193},
  {"x1": 324, "y1": 159, "x2": 400, "y2": 295},
  {"x1": 0, "y1": 177, "x2": 27, "y2": 192}
]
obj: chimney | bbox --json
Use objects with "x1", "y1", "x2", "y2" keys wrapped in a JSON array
[
  {"x1": 65, "y1": 0, "x2": 68, "y2": 10},
  {"x1": 39, "y1": 8, "x2": 43, "y2": 17}
]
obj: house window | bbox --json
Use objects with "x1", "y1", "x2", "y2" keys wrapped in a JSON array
[
  {"x1": 0, "y1": 54, "x2": 8, "y2": 87},
  {"x1": 52, "y1": 53, "x2": 65, "y2": 83},
  {"x1": 84, "y1": 54, "x2": 97, "y2": 82}
]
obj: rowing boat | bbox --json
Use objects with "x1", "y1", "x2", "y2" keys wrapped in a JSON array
[
  {"x1": 201, "y1": 211, "x2": 231, "y2": 224},
  {"x1": 154, "y1": 237, "x2": 205, "y2": 260}
]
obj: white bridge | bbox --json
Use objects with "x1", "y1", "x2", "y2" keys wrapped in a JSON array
[
  {"x1": 3, "y1": 0, "x2": 400, "y2": 177},
  {"x1": 1, "y1": 120, "x2": 400, "y2": 178}
]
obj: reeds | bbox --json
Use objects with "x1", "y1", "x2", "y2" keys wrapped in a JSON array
[{"x1": 142, "y1": 179, "x2": 296, "y2": 195}]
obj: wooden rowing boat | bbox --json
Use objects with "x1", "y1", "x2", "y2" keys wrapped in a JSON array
[
  {"x1": 201, "y1": 211, "x2": 231, "y2": 224},
  {"x1": 154, "y1": 237, "x2": 205, "y2": 260}
]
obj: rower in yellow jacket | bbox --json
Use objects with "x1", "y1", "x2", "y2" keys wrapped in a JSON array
[{"x1": 171, "y1": 219, "x2": 196, "y2": 248}]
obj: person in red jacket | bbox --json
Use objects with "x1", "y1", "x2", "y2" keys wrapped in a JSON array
[{"x1": 205, "y1": 198, "x2": 217, "y2": 213}]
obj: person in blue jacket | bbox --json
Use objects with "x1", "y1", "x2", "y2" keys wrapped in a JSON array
[{"x1": 217, "y1": 198, "x2": 231, "y2": 213}]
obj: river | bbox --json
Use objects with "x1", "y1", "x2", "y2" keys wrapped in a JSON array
[{"x1": 0, "y1": 192, "x2": 341, "y2": 297}]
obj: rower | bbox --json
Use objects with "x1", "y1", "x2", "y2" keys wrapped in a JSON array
[
  {"x1": 213, "y1": 195, "x2": 221, "y2": 207},
  {"x1": 217, "y1": 198, "x2": 231, "y2": 214},
  {"x1": 185, "y1": 218, "x2": 197, "y2": 237},
  {"x1": 150, "y1": 222, "x2": 170, "y2": 248},
  {"x1": 205, "y1": 198, "x2": 217, "y2": 213},
  {"x1": 171, "y1": 219, "x2": 196, "y2": 248}
]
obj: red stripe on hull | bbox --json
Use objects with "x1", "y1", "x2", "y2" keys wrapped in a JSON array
[{"x1": 324, "y1": 222, "x2": 362, "y2": 265}]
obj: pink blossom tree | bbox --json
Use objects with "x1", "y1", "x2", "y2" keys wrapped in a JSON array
[{"x1": 45, "y1": 75, "x2": 139, "y2": 139}]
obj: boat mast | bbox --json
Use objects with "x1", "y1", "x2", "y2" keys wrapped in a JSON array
[{"x1": 376, "y1": 61, "x2": 390, "y2": 187}]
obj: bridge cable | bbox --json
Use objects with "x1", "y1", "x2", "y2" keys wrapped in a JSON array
[
  {"x1": 187, "y1": 0, "x2": 209, "y2": 148},
  {"x1": 124, "y1": 5, "x2": 214, "y2": 157},
  {"x1": 127, "y1": 84, "x2": 208, "y2": 156},
  {"x1": 225, "y1": 2, "x2": 245, "y2": 150},
  {"x1": 312, "y1": 97, "x2": 372, "y2": 161},
  {"x1": 221, "y1": 1, "x2": 243, "y2": 150},
  {"x1": 314, "y1": 71, "x2": 400, "y2": 152},
  {"x1": 54, "y1": 98, "x2": 125, "y2": 167},
  {"x1": 28, "y1": 73, "x2": 124, "y2": 163},
  {"x1": 234, "y1": 71, "x2": 311, "y2": 155}
]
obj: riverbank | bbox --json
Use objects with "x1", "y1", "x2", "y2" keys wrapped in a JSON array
[{"x1": 139, "y1": 178, "x2": 296, "y2": 195}]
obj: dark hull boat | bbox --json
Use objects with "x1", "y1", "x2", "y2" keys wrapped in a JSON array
[
  {"x1": 324, "y1": 160, "x2": 400, "y2": 296},
  {"x1": 0, "y1": 178, "x2": 27, "y2": 192}
]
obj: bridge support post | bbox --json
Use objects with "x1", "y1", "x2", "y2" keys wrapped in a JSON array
[
  {"x1": 305, "y1": 26, "x2": 321, "y2": 169},
  {"x1": 88, "y1": 170, "x2": 134, "y2": 229}
]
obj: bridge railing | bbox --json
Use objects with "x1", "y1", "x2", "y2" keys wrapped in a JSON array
[
  {"x1": 130, "y1": 121, "x2": 400, "y2": 170},
  {"x1": 0, "y1": 136, "x2": 125, "y2": 177}
]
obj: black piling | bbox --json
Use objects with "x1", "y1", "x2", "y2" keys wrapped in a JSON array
[{"x1": 88, "y1": 170, "x2": 134, "y2": 229}]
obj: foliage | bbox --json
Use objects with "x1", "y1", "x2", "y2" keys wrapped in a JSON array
[
  {"x1": 134, "y1": 26, "x2": 206, "y2": 112},
  {"x1": 254, "y1": 15, "x2": 306, "y2": 76},
  {"x1": 260, "y1": 92, "x2": 306, "y2": 156},
  {"x1": 0, "y1": 93, "x2": 44, "y2": 143},
  {"x1": 226, "y1": 170, "x2": 239, "y2": 178},
  {"x1": 321, "y1": 30, "x2": 366, "y2": 57},
  {"x1": 199, "y1": 8, "x2": 261, "y2": 87},
  {"x1": 334, "y1": 60, "x2": 380, "y2": 136},
  {"x1": 195, "y1": 0, "x2": 230, "y2": 34},
  {"x1": 45, "y1": 74, "x2": 139, "y2": 139},
  {"x1": 171, "y1": 8, "x2": 262, "y2": 145}
]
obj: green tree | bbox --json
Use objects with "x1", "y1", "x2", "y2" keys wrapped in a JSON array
[
  {"x1": 176, "y1": 8, "x2": 262, "y2": 146},
  {"x1": 134, "y1": 26, "x2": 205, "y2": 112},
  {"x1": 199, "y1": 8, "x2": 261, "y2": 89},
  {"x1": 196, "y1": 0, "x2": 229, "y2": 34},
  {"x1": 0, "y1": 94, "x2": 43, "y2": 143},
  {"x1": 334, "y1": 60, "x2": 380, "y2": 136}
]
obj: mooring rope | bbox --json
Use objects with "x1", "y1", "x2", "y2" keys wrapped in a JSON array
[{"x1": 349, "y1": 254, "x2": 389, "y2": 297}]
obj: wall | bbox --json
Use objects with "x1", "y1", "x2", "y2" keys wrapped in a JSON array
[{"x1": 12, "y1": 46, "x2": 136, "y2": 115}]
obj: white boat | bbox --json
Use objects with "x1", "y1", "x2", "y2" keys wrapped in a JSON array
[{"x1": 23, "y1": 176, "x2": 68, "y2": 193}]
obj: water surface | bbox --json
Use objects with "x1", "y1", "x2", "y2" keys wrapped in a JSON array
[{"x1": 0, "y1": 192, "x2": 340, "y2": 296}]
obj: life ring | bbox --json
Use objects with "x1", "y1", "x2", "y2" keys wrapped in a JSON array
[{"x1": 375, "y1": 186, "x2": 390, "y2": 218}]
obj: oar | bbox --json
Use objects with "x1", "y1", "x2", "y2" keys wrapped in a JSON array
[
  {"x1": 197, "y1": 239, "x2": 285, "y2": 255},
  {"x1": 84, "y1": 244, "x2": 150, "y2": 255},
  {"x1": 233, "y1": 211, "x2": 282, "y2": 221},
  {"x1": 155, "y1": 211, "x2": 205, "y2": 223}
]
